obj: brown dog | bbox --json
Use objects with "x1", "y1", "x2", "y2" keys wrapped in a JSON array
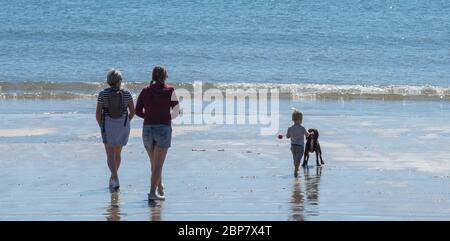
[{"x1": 303, "y1": 129, "x2": 324, "y2": 167}]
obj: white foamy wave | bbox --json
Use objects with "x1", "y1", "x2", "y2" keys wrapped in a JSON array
[
  {"x1": 0, "y1": 81, "x2": 449, "y2": 100},
  {"x1": 213, "y1": 82, "x2": 450, "y2": 100}
]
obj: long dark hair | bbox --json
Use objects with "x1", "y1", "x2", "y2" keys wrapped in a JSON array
[{"x1": 150, "y1": 65, "x2": 168, "y2": 85}]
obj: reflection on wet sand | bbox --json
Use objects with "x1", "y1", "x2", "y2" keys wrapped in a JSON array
[
  {"x1": 305, "y1": 166, "x2": 322, "y2": 206},
  {"x1": 290, "y1": 178, "x2": 305, "y2": 221},
  {"x1": 290, "y1": 166, "x2": 323, "y2": 220},
  {"x1": 105, "y1": 191, "x2": 121, "y2": 221},
  {"x1": 148, "y1": 201, "x2": 164, "y2": 221}
]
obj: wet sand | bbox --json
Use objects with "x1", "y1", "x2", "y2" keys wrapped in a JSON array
[
  {"x1": 1, "y1": 139, "x2": 450, "y2": 220},
  {"x1": 0, "y1": 128, "x2": 57, "y2": 137},
  {"x1": 1, "y1": 99, "x2": 450, "y2": 220}
]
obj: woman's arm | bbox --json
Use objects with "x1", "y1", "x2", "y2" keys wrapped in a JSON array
[
  {"x1": 171, "y1": 104, "x2": 180, "y2": 120},
  {"x1": 135, "y1": 89, "x2": 145, "y2": 118},
  {"x1": 128, "y1": 99, "x2": 135, "y2": 120},
  {"x1": 96, "y1": 101, "x2": 103, "y2": 126},
  {"x1": 170, "y1": 90, "x2": 180, "y2": 120}
]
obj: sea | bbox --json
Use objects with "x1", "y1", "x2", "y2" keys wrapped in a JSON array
[{"x1": 0, "y1": 0, "x2": 449, "y2": 99}]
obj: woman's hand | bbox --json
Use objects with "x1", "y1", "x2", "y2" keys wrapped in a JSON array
[{"x1": 128, "y1": 100, "x2": 135, "y2": 121}]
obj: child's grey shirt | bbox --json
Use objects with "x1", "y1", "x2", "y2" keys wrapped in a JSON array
[{"x1": 286, "y1": 124, "x2": 308, "y2": 146}]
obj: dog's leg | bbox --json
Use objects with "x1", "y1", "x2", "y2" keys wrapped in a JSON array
[
  {"x1": 302, "y1": 152, "x2": 308, "y2": 167},
  {"x1": 315, "y1": 151, "x2": 320, "y2": 166},
  {"x1": 318, "y1": 145, "x2": 324, "y2": 165}
]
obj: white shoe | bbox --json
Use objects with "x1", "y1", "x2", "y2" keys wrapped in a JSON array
[
  {"x1": 109, "y1": 178, "x2": 120, "y2": 189},
  {"x1": 148, "y1": 193, "x2": 165, "y2": 201},
  {"x1": 157, "y1": 184, "x2": 164, "y2": 196}
]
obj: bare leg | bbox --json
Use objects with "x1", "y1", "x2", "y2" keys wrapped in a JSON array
[
  {"x1": 154, "y1": 152, "x2": 164, "y2": 191},
  {"x1": 302, "y1": 153, "x2": 308, "y2": 167},
  {"x1": 318, "y1": 146, "x2": 325, "y2": 165},
  {"x1": 292, "y1": 147, "x2": 300, "y2": 177},
  {"x1": 150, "y1": 147, "x2": 168, "y2": 195},
  {"x1": 104, "y1": 145, "x2": 118, "y2": 180},
  {"x1": 114, "y1": 146, "x2": 122, "y2": 172},
  {"x1": 146, "y1": 148, "x2": 164, "y2": 193},
  {"x1": 316, "y1": 151, "x2": 320, "y2": 166},
  {"x1": 146, "y1": 147, "x2": 155, "y2": 188},
  {"x1": 294, "y1": 160, "x2": 300, "y2": 178}
]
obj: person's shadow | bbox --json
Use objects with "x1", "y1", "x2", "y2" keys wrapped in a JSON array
[
  {"x1": 148, "y1": 201, "x2": 164, "y2": 221},
  {"x1": 105, "y1": 191, "x2": 121, "y2": 221},
  {"x1": 290, "y1": 166, "x2": 323, "y2": 220}
]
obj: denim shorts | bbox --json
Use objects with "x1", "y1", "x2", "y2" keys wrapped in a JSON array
[
  {"x1": 142, "y1": 125, "x2": 172, "y2": 149},
  {"x1": 290, "y1": 144, "x2": 304, "y2": 163}
]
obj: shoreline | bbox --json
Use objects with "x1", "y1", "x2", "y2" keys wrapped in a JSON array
[{"x1": 1, "y1": 81, "x2": 450, "y2": 101}]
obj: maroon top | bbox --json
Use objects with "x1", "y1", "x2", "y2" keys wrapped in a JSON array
[{"x1": 135, "y1": 82, "x2": 179, "y2": 126}]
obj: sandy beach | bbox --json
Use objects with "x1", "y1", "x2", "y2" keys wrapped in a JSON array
[
  {"x1": 1, "y1": 0, "x2": 449, "y2": 222},
  {"x1": 1, "y1": 99, "x2": 450, "y2": 220}
]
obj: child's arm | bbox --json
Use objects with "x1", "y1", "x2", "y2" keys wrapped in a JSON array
[
  {"x1": 304, "y1": 128, "x2": 310, "y2": 138},
  {"x1": 286, "y1": 128, "x2": 291, "y2": 139}
]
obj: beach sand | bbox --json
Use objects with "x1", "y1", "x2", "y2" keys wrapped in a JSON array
[{"x1": 1, "y1": 99, "x2": 450, "y2": 220}]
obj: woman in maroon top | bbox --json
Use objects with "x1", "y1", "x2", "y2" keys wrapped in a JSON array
[{"x1": 136, "y1": 66, "x2": 179, "y2": 201}]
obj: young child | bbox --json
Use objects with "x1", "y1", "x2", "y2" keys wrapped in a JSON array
[{"x1": 286, "y1": 109, "x2": 309, "y2": 177}]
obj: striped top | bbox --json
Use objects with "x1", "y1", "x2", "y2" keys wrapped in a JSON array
[{"x1": 97, "y1": 88, "x2": 133, "y2": 115}]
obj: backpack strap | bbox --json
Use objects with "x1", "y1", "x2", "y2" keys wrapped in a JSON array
[
  {"x1": 119, "y1": 89, "x2": 128, "y2": 126},
  {"x1": 101, "y1": 87, "x2": 113, "y2": 112},
  {"x1": 102, "y1": 87, "x2": 128, "y2": 127},
  {"x1": 100, "y1": 88, "x2": 112, "y2": 133}
]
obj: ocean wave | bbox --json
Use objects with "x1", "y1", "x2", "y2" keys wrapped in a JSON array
[
  {"x1": 213, "y1": 82, "x2": 450, "y2": 101},
  {"x1": 0, "y1": 81, "x2": 449, "y2": 101}
]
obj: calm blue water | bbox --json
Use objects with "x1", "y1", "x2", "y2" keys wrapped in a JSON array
[{"x1": 0, "y1": 0, "x2": 449, "y2": 86}]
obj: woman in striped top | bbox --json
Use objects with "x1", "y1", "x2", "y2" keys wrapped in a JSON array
[{"x1": 96, "y1": 69, "x2": 135, "y2": 189}]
